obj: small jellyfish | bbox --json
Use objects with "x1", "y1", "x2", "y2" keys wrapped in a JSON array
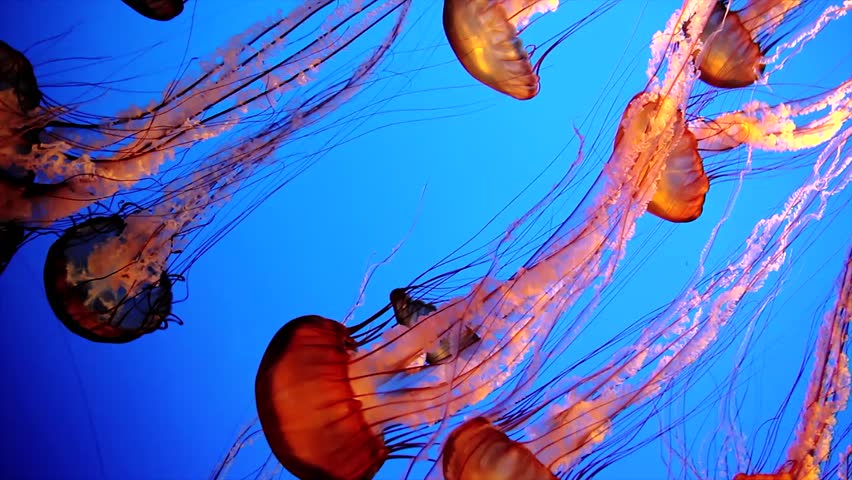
[
  {"x1": 696, "y1": 0, "x2": 806, "y2": 88},
  {"x1": 442, "y1": 0, "x2": 557, "y2": 100},
  {"x1": 120, "y1": 0, "x2": 185, "y2": 21},
  {"x1": 391, "y1": 288, "x2": 480, "y2": 365},
  {"x1": 35, "y1": 0, "x2": 412, "y2": 344}
]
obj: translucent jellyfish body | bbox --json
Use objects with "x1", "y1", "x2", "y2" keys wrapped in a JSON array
[
  {"x1": 43, "y1": 215, "x2": 174, "y2": 343},
  {"x1": 443, "y1": 0, "x2": 558, "y2": 99}
]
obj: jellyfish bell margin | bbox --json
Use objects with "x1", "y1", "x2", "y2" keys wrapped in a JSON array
[
  {"x1": 43, "y1": 215, "x2": 175, "y2": 344},
  {"x1": 255, "y1": 315, "x2": 388, "y2": 480},
  {"x1": 612, "y1": 93, "x2": 710, "y2": 223}
]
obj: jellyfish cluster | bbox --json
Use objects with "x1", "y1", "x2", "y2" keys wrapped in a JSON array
[{"x1": 0, "y1": 0, "x2": 850, "y2": 479}]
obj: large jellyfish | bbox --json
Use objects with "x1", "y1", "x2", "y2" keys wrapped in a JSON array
[
  {"x1": 1, "y1": 0, "x2": 849, "y2": 478},
  {"x1": 0, "y1": 40, "x2": 41, "y2": 274}
]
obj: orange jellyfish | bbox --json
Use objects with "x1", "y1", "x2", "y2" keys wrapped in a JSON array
[
  {"x1": 39, "y1": 0, "x2": 413, "y2": 343},
  {"x1": 696, "y1": 0, "x2": 809, "y2": 88},
  {"x1": 43, "y1": 214, "x2": 177, "y2": 343},
  {"x1": 443, "y1": 1, "x2": 617, "y2": 100},
  {"x1": 0, "y1": 40, "x2": 42, "y2": 113},
  {"x1": 443, "y1": 0, "x2": 555, "y2": 100},
  {"x1": 232, "y1": 2, "x2": 850, "y2": 478},
  {"x1": 641, "y1": 78, "x2": 852, "y2": 223},
  {"x1": 611, "y1": 94, "x2": 709, "y2": 223},
  {"x1": 120, "y1": 0, "x2": 185, "y2": 21}
]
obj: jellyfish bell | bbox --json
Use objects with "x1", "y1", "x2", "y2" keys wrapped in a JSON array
[
  {"x1": 696, "y1": 0, "x2": 766, "y2": 89},
  {"x1": 443, "y1": 0, "x2": 557, "y2": 100},
  {"x1": 120, "y1": 0, "x2": 185, "y2": 21},
  {"x1": 613, "y1": 94, "x2": 709, "y2": 223},
  {"x1": 255, "y1": 315, "x2": 388, "y2": 480},
  {"x1": 43, "y1": 214, "x2": 175, "y2": 343},
  {"x1": 443, "y1": 417, "x2": 556, "y2": 480},
  {"x1": 645, "y1": 128, "x2": 709, "y2": 223},
  {"x1": 732, "y1": 474, "x2": 793, "y2": 480}
]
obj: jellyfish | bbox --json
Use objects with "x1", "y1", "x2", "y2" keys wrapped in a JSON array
[
  {"x1": 695, "y1": 0, "x2": 810, "y2": 89},
  {"x1": 730, "y1": 249, "x2": 851, "y2": 480},
  {"x1": 43, "y1": 215, "x2": 175, "y2": 343},
  {"x1": 1, "y1": 41, "x2": 43, "y2": 273},
  {"x1": 442, "y1": 1, "x2": 617, "y2": 100},
  {"x1": 120, "y1": 0, "x2": 186, "y2": 21},
  {"x1": 39, "y1": 0, "x2": 412, "y2": 342},
  {"x1": 442, "y1": 0, "x2": 556, "y2": 100}
]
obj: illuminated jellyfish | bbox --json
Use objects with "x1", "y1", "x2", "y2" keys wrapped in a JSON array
[
  {"x1": 0, "y1": 0, "x2": 411, "y2": 263},
  {"x1": 643, "y1": 80, "x2": 852, "y2": 222},
  {"x1": 39, "y1": 0, "x2": 412, "y2": 343},
  {"x1": 437, "y1": 125, "x2": 851, "y2": 480},
  {"x1": 120, "y1": 0, "x2": 185, "y2": 21},
  {"x1": 695, "y1": 0, "x2": 815, "y2": 89},
  {"x1": 443, "y1": 0, "x2": 617, "y2": 99},
  {"x1": 212, "y1": 1, "x2": 852, "y2": 478},
  {"x1": 43, "y1": 215, "x2": 174, "y2": 343}
]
